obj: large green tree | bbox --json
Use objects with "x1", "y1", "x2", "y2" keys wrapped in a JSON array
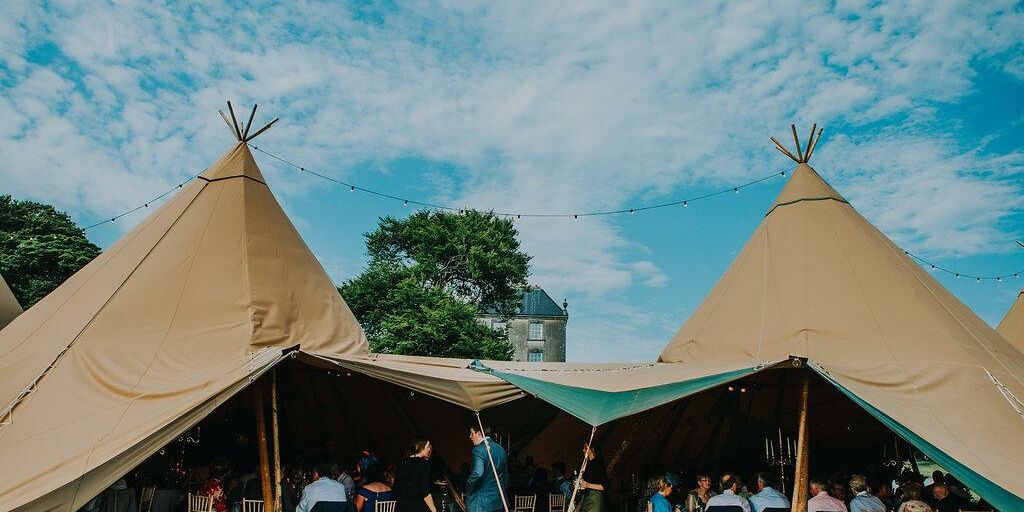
[
  {"x1": 340, "y1": 210, "x2": 531, "y2": 360},
  {"x1": 0, "y1": 195, "x2": 101, "y2": 307}
]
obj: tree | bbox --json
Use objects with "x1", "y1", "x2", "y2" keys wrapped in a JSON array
[
  {"x1": 0, "y1": 195, "x2": 101, "y2": 307},
  {"x1": 340, "y1": 210, "x2": 531, "y2": 360}
]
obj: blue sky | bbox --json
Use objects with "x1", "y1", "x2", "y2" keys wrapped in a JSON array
[{"x1": 1, "y1": 1, "x2": 1022, "y2": 361}]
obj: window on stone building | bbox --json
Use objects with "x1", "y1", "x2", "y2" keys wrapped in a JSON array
[
  {"x1": 528, "y1": 321, "x2": 544, "y2": 340},
  {"x1": 527, "y1": 351, "x2": 544, "y2": 362}
]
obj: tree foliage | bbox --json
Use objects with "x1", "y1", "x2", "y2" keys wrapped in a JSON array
[
  {"x1": 340, "y1": 210, "x2": 531, "y2": 360},
  {"x1": 0, "y1": 195, "x2": 101, "y2": 307}
]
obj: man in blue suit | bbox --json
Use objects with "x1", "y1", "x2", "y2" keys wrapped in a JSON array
[{"x1": 466, "y1": 424, "x2": 509, "y2": 512}]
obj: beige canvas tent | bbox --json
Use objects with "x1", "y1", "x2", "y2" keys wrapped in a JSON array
[
  {"x1": 0, "y1": 111, "x2": 372, "y2": 511},
  {"x1": 0, "y1": 271, "x2": 21, "y2": 330},
  {"x1": 5, "y1": 115, "x2": 1024, "y2": 512},
  {"x1": 997, "y1": 290, "x2": 1024, "y2": 352},
  {"x1": 653, "y1": 130, "x2": 1024, "y2": 509}
]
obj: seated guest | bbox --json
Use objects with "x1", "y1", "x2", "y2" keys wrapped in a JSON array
[
  {"x1": 646, "y1": 474, "x2": 676, "y2": 512},
  {"x1": 551, "y1": 462, "x2": 573, "y2": 504},
  {"x1": 930, "y1": 484, "x2": 968, "y2": 512},
  {"x1": 203, "y1": 460, "x2": 232, "y2": 512},
  {"x1": 296, "y1": 462, "x2": 349, "y2": 512},
  {"x1": 354, "y1": 464, "x2": 395, "y2": 512},
  {"x1": 847, "y1": 475, "x2": 884, "y2": 512},
  {"x1": 684, "y1": 474, "x2": 716, "y2": 512},
  {"x1": 705, "y1": 473, "x2": 751, "y2": 512},
  {"x1": 874, "y1": 482, "x2": 896, "y2": 512},
  {"x1": 830, "y1": 480, "x2": 849, "y2": 505},
  {"x1": 807, "y1": 477, "x2": 847, "y2": 512},
  {"x1": 335, "y1": 463, "x2": 357, "y2": 501},
  {"x1": 748, "y1": 472, "x2": 789, "y2": 512},
  {"x1": 896, "y1": 483, "x2": 931, "y2": 512}
]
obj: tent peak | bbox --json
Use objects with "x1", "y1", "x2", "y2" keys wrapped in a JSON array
[
  {"x1": 770, "y1": 123, "x2": 823, "y2": 164},
  {"x1": 217, "y1": 101, "x2": 279, "y2": 143}
]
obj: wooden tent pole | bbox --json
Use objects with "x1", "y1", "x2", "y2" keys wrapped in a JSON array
[
  {"x1": 255, "y1": 382, "x2": 274, "y2": 511},
  {"x1": 791, "y1": 375, "x2": 810, "y2": 512},
  {"x1": 271, "y1": 370, "x2": 283, "y2": 512}
]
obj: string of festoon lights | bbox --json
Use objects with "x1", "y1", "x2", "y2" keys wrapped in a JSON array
[{"x1": 82, "y1": 144, "x2": 1024, "y2": 282}]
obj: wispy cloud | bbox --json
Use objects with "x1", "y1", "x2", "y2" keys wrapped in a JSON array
[{"x1": 0, "y1": 0, "x2": 1021, "y2": 359}]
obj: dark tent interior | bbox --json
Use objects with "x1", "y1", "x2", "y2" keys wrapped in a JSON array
[{"x1": 118, "y1": 359, "x2": 947, "y2": 512}]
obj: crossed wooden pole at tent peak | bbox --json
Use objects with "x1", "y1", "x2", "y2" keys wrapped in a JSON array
[
  {"x1": 770, "y1": 124, "x2": 823, "y2": 164},
  {"x1": 219, "y1": 101, "x2": 280, "y2": 143}
]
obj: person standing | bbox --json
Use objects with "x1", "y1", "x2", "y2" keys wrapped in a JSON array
[
  {"x1": 395, "y1": 440, "x2": 437, "y2": 512},
  {"x1": 576, "y1": 443, "x2": 608, "y2": 512},
  {"x1": 466, "y1": 424, "x2": 509, "y2": 512}
]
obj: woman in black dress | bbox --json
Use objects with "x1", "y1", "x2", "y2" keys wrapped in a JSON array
[{"x1": 394, "y1": 439, "x2": 437, "y2": 512}]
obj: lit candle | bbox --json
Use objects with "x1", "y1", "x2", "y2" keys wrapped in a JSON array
[{"x1": 766, "y1": 438, "x2": 770, "y2": 459}]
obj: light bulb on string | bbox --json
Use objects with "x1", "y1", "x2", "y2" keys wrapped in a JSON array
[
  {"x1": 683, "y1": 201, "x2": 688, "y2": 208},
  {"x1": 403, "y1": 200, "x2": 408, "y2": 206},
  {"x1": 733, "y1": 188, "x2": 739, "y2": 194},
  {"x1": 350, "y1": 185, "x2": 355, "y2": 192},
  {"x1": 630, "y1": 209, "x2": 635, "y2": 214}
]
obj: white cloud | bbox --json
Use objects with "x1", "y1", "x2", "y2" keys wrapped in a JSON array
[{"x1": 0, "y1": 0, "x2": 1022, "y2": 359}]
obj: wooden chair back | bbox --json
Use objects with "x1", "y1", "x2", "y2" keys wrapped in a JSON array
[
  {"x1": 187, "y1": 494, "x2": 214, "y2": 512},
  {"x1": 242, "y1": 499, "x2": 265, "y2": 512},
  {"x1": 375, "y1": 500, "x2": 397, "y2": 512},
  {"x1": 514, "y1": 495, "x2": 536, "y2": 512},
  {"x1": 548, "y1": 493, "x2": 565, "y2": 512}
]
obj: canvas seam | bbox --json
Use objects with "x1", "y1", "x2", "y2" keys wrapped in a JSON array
[
  {"x1": 67, "y1": 183, "x2": 227, "y2": 511},
  {"x1": 824, "y1": 205, "x2": 988, "y2": 474}
]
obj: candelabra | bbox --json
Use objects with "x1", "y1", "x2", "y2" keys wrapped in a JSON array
[{"x1": 764, "y1": 429, "x2": 794, "y2": 492}]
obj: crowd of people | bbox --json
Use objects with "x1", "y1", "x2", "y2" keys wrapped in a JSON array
[
  {"x1": 640, "y1": 469, "x2": 984, "y2": 512},
  {"x1": 107, "y1": 428, "x2": 991, "y2": 512}
]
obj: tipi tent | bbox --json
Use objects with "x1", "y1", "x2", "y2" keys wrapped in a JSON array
[
  {"x1": 654, "y1": 127, "x2": 1024, "y2": 510},
  {"x1": 0, "y1": 271, "x2": 21, "y2": 330},
  {"x1": 997, "y1": 290, "x2": 1024, "y2": 352},
  {"x1": 0, "y1": 107, "x2": 369, "y2": 511}
]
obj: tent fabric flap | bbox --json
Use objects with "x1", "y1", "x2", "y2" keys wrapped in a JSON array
[
  {"x1": 303, "y1": 352, "x2": 526, "y2": 411},
  {"x1": 471, "y1": 360, "x2": 762, "y2": 425},
  {"x1": 810, "y1": 362, "x2": 1024, "y2": 512}
]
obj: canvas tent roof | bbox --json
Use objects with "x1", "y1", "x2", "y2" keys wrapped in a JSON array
[
  {"x1": 0, "y1": 139, "x2": 368, "y2": 512},
  {"x1": 655, "y1": 158, "x2": 1024, "y2": 510},
  {"x1": 997, "y1": 290, "x2": 1024, "y2": 353},
  {"x1": 0, "y1": 271, "x2": 21, "y2": 330}
]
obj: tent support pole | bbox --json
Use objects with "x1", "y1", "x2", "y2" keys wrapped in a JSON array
[
  {"x1": 475, "y1": 412, "x2": 510, "y2": 512},
  {"x1": 271, "y1": 370, "x2": 283, "y2": 512},
  {"x1": 566, "y1": 425, "x2": 597, "y2": 512},
  {"x1": 255, "y1": 382, "x2": 274, "y2": 511},
  {"x1": 791, "y1": 376, "x2": 810, "y2": 512}
]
